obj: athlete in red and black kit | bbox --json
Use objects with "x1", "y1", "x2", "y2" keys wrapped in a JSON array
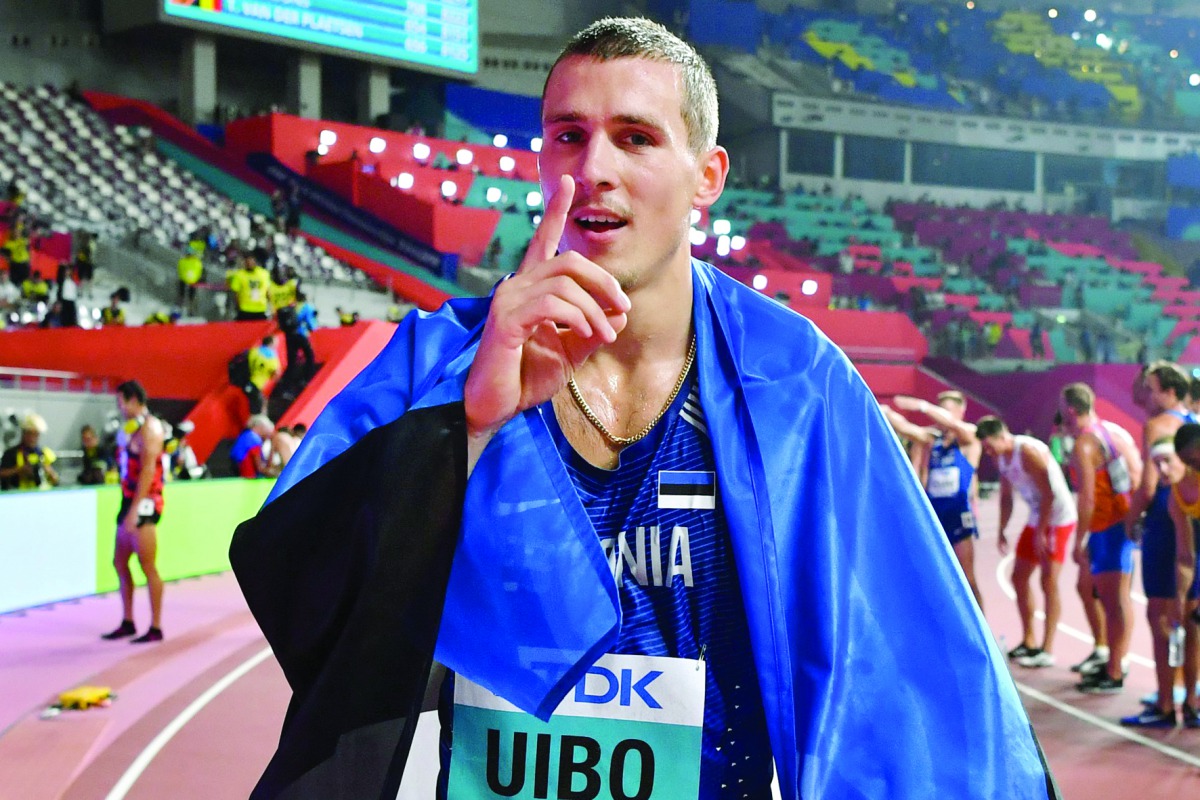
[{"x1": 101, "y1": 380, "x2": 167, "y2": 643}]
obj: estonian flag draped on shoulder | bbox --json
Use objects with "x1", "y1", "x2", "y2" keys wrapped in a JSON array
[{"x1": 234, "y1": 260, "x2": 1059, "y2": 799}]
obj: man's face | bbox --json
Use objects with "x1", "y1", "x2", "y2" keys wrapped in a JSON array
[
  {"x1": 1059, "y1": 399, "x2": 1082, "y2": 436},
  {"x1": 116, "y1": 395, "x2": 137, "y2": 419},
  {"x1": 937, "y1": 399, "x2": 964, "y2": 430},
  {"x1": 1179, "y1": 443, "x2": 1200, "y2": 472},
  {"x1": 539, "y1": 56, "x2": 711, "y2": 291},
  {"x1": 81, "y1": 429, "x2": 98, "y2": 449},
  {"x1": 981, "y1": 433, "x2": 1007, "y2": 460},
  {"x1": 1146, "y1": 373, "x2": 1176, "y2": 415},
  {"x1": 1152, "y1": 450, "x2": 1185, "y2": 483},
  {"x1": 20, "y1": 428, "x2": 37, "y2": 448}
]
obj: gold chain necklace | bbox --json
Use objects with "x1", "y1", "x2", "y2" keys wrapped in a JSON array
[{"x1": 566, "y1": 336, "x2": 696, "y2": 447}]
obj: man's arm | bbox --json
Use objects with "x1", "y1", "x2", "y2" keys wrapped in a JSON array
[
  {"x1": 894, "y1": 395, "x2": 979, "y2": 444},
  {"x1": 1072, "y1": 435, "x2": 1101, "y2": 564},
  {"x1": 997, "y1": 476, "x2": 1013, "y2": 554},
  {"x1": 1168, "y1": 490, "x2": 1195, "y2": 627},
  {"x1": 122, "y1": 420, "x2": 164, "y2": 530},
  {"x1": 1127, "y1": 418, "x2": 1163, "y2": 534},
  {"x1": 1021, "y1": 442, "x2": 1056, "y2": 557},
  {"x1": 42, "y1": 451, "x2": 59, "y2": 487},
  {"x1": 881, "y1": 405, "x2": 934, "y2": 480}
]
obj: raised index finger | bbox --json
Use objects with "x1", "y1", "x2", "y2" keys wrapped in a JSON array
[{"x1": 529, "y1": 174, "x2": 574, "y2": 264}]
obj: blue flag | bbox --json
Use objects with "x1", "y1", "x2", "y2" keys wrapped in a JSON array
[{"x1": 268, "y1": 260, "x2": 1056, "y2": 799}]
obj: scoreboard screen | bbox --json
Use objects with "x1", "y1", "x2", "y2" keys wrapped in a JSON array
[{"x1": 162, "y1": 0, "x2": 477, "y2": 74}]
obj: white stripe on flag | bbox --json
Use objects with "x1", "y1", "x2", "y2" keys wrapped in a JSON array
[{"x1": 659, "y1": 494, "x2": 716, "y2": 510}]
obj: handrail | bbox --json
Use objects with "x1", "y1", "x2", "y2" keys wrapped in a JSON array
[{"x1": 0, "y1": 367, "x2": 115, "y2": 394}]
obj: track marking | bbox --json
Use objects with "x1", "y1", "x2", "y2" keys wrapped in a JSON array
[
  {"x1": 995, "y1": 552, "x2": 1154, "y2": 669},
  {"x1": 1015, "y1": 681, "x2": 1200, "y2": 770},
  {"x1": 104, "y1": 646, "x2": 274, "y2": 800}
]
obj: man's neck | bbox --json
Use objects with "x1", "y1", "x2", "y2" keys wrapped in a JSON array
[{"x1": 580, "y1": 256, "x2": 694, "y2": 377}]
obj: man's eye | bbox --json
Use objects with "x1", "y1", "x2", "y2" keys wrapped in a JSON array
[
  {"x1": 627, "y1": 133, "x2": 651, "y2": 146},
  {"x1": 555, "y1": 131, "x2": 581, "y2": 144}
]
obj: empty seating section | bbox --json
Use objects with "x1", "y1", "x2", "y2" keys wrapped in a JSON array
[
  {"x1": 0, "y1": 83, "x2": 353, "y2": 287},
  {"x1": 688, "y1": 1, "x2": 1200, "y2": 125}
]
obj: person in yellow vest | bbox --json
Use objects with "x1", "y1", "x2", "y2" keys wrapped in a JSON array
[
  {"x1": 177, "y1": 249, "x2": 204, "y2": 316},
  {"x1": 0, "y1": 413, "x2": 60, "y2": 490},
  {"x1": 243, "y1": 335, "x2": 281, "y2": 415},
  {"x1": 74, "y1": 230, "x2": 96, "y2": 299},
  {"x1": 101, "y1": 287, "x2": 129, "y2": 326},
  {"x1": 267, "y1": 265, "x2": 299, "y2": 316},
  {"x1": 4, "y1": 223, "x2": 31, "y2": 286},
  {"x1": 21, "y1": 272, "x2": 49, "y2": 303},
  {"x1": 227, "y1": 253, "x2": 271, "y2": 321}
]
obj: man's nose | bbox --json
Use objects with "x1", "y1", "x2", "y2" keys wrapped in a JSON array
[{"x1": 576, "y1": 135, "x2": 618, "y2": 191}]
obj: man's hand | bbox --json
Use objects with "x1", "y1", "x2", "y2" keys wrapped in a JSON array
[
  {"x1": 1073, "y1": 540, "x2": 1089, "y2": 566},
  {"x1": 121, "y1": 509, "x2": 139, "y2": 536},
  {"x1": 463, "y1": 175, "x2": 630, "y2": 442},
  {"x1": 1033, "y1": 526, "x2": 1048, "y2": 560}
]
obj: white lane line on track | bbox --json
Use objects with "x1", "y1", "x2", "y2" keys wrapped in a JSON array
[
  {"x1": 104, "y1": 646, "x2": 274, "y2": 800},
  {"x1": 1014, "y1": 681, "x2": 1200, "y2": 769},
  {"x1": 995, "y1": 552, "x2": 1154, "y2": 670}
]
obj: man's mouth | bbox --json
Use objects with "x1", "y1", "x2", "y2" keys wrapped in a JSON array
[{"x1": 574, "y1": 212, "x2": 628, "y2": 234}]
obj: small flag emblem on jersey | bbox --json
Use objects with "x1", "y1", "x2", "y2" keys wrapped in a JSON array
[{"x1": 658, "y1": 471, "x2": 716, "y2": 510}]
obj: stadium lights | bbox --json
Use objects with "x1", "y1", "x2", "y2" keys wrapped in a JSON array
[
  {"x1": 1096, "y1": 33, "x2": 1112, "y2": 50},
  {"x1": 485, "y1": 186, "x2": 502, "y2": 203},
  {"x1": 1071, "y1": 31, "x2": 1081, "y2": 41},
  {"x1": 717, "y1": 235, "x2": 731, "y2": 257},
  {"x1": 532, "y1": 214, "x2": 542, "y2": 225},
  {"x1": 1047, "y1": 8, "x2": 1058, "y2": 18},
  {"x1": 412, "y1": 142, "x2": 431, "y2": 161},
  {"x1": 690, "y1": 209, "x2": 701, "y2": 224},
  {"x1": 526, "y1": 190, "x2": 542, "y2": 207},
  {"x1": 499, "y1": 155, "x2": 516, "y2": 172},
  {"x1": 530, "y1": 137, "x2": 543, "y2": 153},
  {"x1": 689, "y1": 228, "x2": 707, "y2": 246},
  {"x1": 317, "y1": 144, "x2": 330, "y2": 156},
  {"x1": 441, "y1": 180, "x2": 457, "y2": 198},
  {"x1": 369, "y1": 136, "x2": 386, "y2": 154},
  {"x1": 965, "y1": 1, "x2": 974, "y2": 9},
  {"x1": 397, "y1": 172, "x2": 414, "y2": 190},
  {"x1": 731, "y1": 235, "x2": 746, "y2": 251},
  {"x1": 802, "y1": 279, "x2": 818, "y2": 296},
  {"x1": 319, "y1": 129, "x2": 337, "y2": 146},
  {"x1": 752, "y1": 274, "x2": 768, "y2": 291},
  {"x1": 1084, "y1": 8, "x2": 1097, "y2": 22},
  {"x1": 456, "y1": 148, "x2": 474, "y2": 166},
  {"x1": 1171, "y1": 49, "x2": 1180, "y2": 59},
  {"x1": 1191, "y1": 73, "x2": 1200, "y2": 87},
  {"x1": 712, "y1": 218, "x2": 731, "y2": 236},
  {"x1": 492, "y1": 134, "x2": 508, "y2": 148}
]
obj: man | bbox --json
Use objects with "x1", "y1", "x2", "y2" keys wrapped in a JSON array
[
  {"x1": 177, "y1": 247, "x2": 204, "y2": 316},
  {"x1": 230, "y1": 18, "x2": 1055, "y2": 800},
  {"x1": 101, "y1": 380, "x2": 167, "y2": 644},
  {"x1": 978, "y1": 417, "x2": 1077, "y2": 667},
  {"x1": 167, "y1": 420, "x2": 207, "y2": 481},
  {"x1": 1188, "y1": 375, "x2": 1200, "y2": 416},
  {"x1": 1121, "y1": 436, "x2": 1199, "y2": 727},
  {"x1": 243, "y1": 336, "x2": 281, "y2": 416},
  {"x1": 270, "y1": 423, "x2": 305, "y2": 472},
  {"x1": 1167, "y1": 423, "x2": 1200, "y2": 727},
  {"x1": 78, "y1": 423, "x2": 110, "y2": 485},
  {"x1": 227, "y1": 252, "x2": 271, "y2": 321},
  {"x1": 0, "y1": 413, "x2": 59, "y2": 490},
  {"x1": 4, "y1": 220, "x2": 31, "y2": 286},
  {"x1": 278, "y1": 289, "x2": 316, "y2": 387},
  {"x1": 1060, "y1": 382, "x2": 1142, "y2": 693},
  {"x1": 101, "y1": 287, "x2": 128, "y2": 326},
  {"x1": 230, "y1": 415, "x2": 277, "y2": 478},
  {"x1": 891, "y1": 391, "x2": 986, "y2": 610}
]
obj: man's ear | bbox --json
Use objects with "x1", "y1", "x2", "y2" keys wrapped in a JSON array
[{"x1": 692, "y1": 145, "x2": 730, "y2": 210}]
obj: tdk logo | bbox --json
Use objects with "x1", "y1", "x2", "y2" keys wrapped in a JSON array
[{"x1": 574, "y1": 666, "x2": 664, "y2": 709}]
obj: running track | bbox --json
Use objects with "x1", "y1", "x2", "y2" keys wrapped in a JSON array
[{"x1": 1, "y1": 496, "x2": 1198, "y2": 799}]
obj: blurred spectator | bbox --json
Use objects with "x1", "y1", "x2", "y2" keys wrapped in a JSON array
[
  {"x1": 74, "y1": 231, "x2": 96, "y2": 300},
  {"x1": 55, "y1": 262, "x2": 78, "y2": 327},
  {"x1": 1079, "y1": 327, "x2": 1094, "y2": 362},
  {"x1": 230, "y1": 415, "x2": 278, "y2": 478},
  {"x1": 242, "y1": 336, "x2": 281, "y2": 415},
  {"x1": 78, "y1": 423, "x2": 111, "y2": 485},
  {"x1": 268, "y1": 264, "x2": 299, "y2": 313},
  {"x1": 102, "y1": 287, "x2": 130, "y2": 326},
  {"x1": 270, "y1": 189, "x2": 288, "y2": 230},
  {"x1": 284, "y1": 182, "x2": 302, "y2": 234},
  {"x1": 21, "y1": 271, "x2": 49, "y2": 303},
  {"x1": 3, "y1": 219, "x2": 31, "y2": 286},
  {"x1": 177, "y1": 249, "x2": 204, "y2": 315},
  {"x1": 166, "y1": 420, "x2": 207, "y2": 481},
  {"x1": 143, "y1": 310, "x2": 178, "y2": 325},
  {"x1": 279, "y1": 289, "x2": 316, "y2": 388},
  {"x1": 227, "y1": 253, "x2": 271, "y2": 321},
  {"x1": 0, "y1": 413, "x2": 60, "y2": 491},
  {"x1": 336, "y1": 306, "x2": 360, "y2": 326},
  {"x1": 270, "y1": 422, "x2": 306, "y2": 471},
  {"x1": 1030, "y1": 319, "x2": 1045, "y2": 359}
]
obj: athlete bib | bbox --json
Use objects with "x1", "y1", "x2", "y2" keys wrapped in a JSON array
[
  {"x1": 927, "y1": 466, "x2": 961, "y2": 499},
  {"x1": 448, "y1": 653, "x2": 705, "y2": 799}
]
